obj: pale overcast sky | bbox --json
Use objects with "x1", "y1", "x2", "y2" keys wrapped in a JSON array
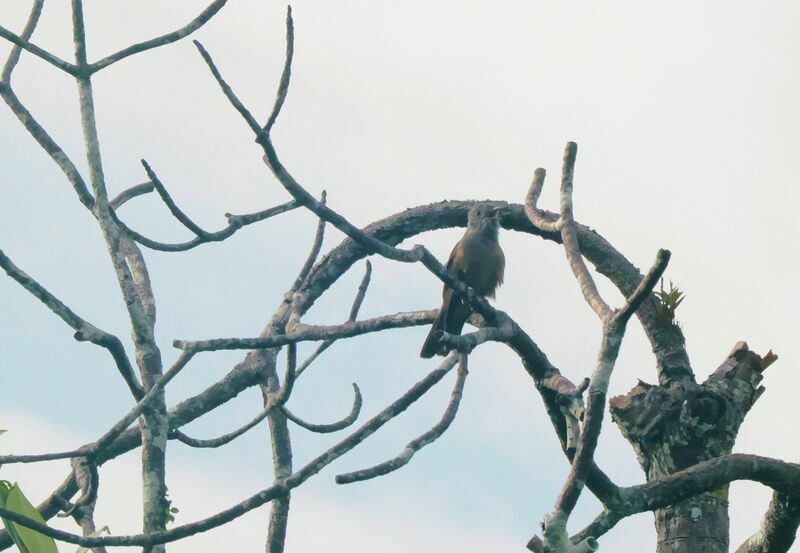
[{"x1": 1, "y1": 1, "x2": 798, "y2": 552}]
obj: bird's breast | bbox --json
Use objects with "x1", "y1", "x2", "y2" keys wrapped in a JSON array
[{"x1": 460, "y1": 235, "x2": 505, "y2": 297}]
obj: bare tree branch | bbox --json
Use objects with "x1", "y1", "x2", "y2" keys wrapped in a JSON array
[
  {"x1": 141, "y1": 160, "x2": 211, "y2": 238},
  {"x1": 0, "y1": 84, "x2": 95, "y2": 208},
  {"x1": 548, "y1": 249, "x2": 668, "y2": 515},
  {"x1": 296, "y1": 260, "x2": 373, "y2": 376},
  {"x1": 439, "y1": 313, "x2": 516, "y2": 353},
  {"x1": 112, "y1": 199, "x2": 301, "y2": 252},
  {"x1": 1, "y1": 0, "x2": 43, "y2": 83},
  {"x1": 88, "y1": 0, "x2": 229, "y2": 73},
  {"x1": 0, "y1": 24, "x2": 77, "y2": 75},
  {"x1": 282, "y1": 383, "x2": 362, "y2": 433},
  {"x1": 263, "y1": 6, "x2": 294, "y2": 134},
  {"x1": 172, "y1": 404, "x2": 270, "y2": 449},
  {"x1": 0, "y1": 248, "x2": 143, "y2": 398},
  {"x1": 195, "y1": 14, "x2": 508, "y2": 332},
  {"x1": 110, "y1": 181, "x2": 155, "y2": 209},
  {"x1": 336, "y1": 353, "x2": 468, "y2": 484},
  {"x1": 557, "y1": 142, "x2": 611, "y2": 319},
  {"x1": 0, "y1": 350, "x2": 194, "y2": 466},
  {"x1": 60, "y1": 457, "x2": 99, "y2": 516},
  {"x1": 174, "y1": 309, "x2": 435, "y2": 352},
  {"x1": 524, "y1": 167, "x2": 559, "y2": 233},
  {"x1": 0, "y1": 353, "x2": 463, "y2": 549},
  {"x1": 735, "y1": 491, "x2": 800, "y2": 553},
  {"x1": 528, "y1": 144, "x2": 671, "y2": 551},
  {"x1": 290, "y1": 191, "x2": 328, "y2": 292},
  {"x1": 65, "y1": 458, "x2": 108, "y2": 553}
]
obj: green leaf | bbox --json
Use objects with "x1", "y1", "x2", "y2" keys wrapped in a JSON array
[
  {"x1": 3, "y1": 483, "x2": 58, "y2": 553},
  {"x1": 0, "y1": 481, "x2": 29, "y2": 553},
  {"x1": 75, "y1": 526, "x2": 110, "y2": 553}
]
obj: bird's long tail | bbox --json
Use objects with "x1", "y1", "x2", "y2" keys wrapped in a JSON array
[
  {"x1": 419, "y1": 293, "x2": 470, "y2": 358},
  {"x1": 419, "y1": 308, "x2": 446, "y2": 358}
]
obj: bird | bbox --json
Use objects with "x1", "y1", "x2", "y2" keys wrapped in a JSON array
[{"x1": 420, "y1": 203, "x2": 505, "y2": 358}]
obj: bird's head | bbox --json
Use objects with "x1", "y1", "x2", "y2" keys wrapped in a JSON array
[{"x1": 467, "y1": 203, "x2": 501, "y2": 238}]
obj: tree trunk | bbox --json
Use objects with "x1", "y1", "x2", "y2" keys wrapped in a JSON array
[
  {"x1": 655, "y1": 496, "x2": 728, "y2": 553},
  {"x1": 610, "y1": 342, "x2": 772, "y2": 553}
]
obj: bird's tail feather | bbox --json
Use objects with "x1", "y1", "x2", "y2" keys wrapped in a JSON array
[{"x1": 420, "y1": 308, "x2": 445, "y2": 358}]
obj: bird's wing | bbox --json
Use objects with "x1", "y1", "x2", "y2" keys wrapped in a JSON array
[{"x1": 442, "y1": 238, "x2": 466, "y2": 299}]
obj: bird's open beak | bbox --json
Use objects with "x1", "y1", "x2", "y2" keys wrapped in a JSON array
[{"x1": 486, "y1": 207, "x2": 500, "y2": 218}]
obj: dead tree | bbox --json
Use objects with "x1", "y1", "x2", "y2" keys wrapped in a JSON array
[{"x1": 0, "y1": 3, "x2": 797, "y2": 552}]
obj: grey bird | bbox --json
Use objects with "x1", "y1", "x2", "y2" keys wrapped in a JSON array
[{"x1": 420, "y1": 203, "x2": 505, "y2": 358}]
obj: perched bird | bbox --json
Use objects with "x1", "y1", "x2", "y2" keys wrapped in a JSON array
[{"x1": 420, "y1": 203, "x2": 505, "y2": 358}]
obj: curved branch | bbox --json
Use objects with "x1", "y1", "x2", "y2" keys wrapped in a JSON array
[
  {"x1": 282, "y1": 383, "x2": 362, "y2": 433},
  {"x1": 172, "y1": 405, "x2": 271, "y2": 449},
  {"x1": 110, "y1": 181, "x2": 155, "y2": 209},
  {"x1": 173, "y1": 345, "x2": 295, "y2": 449},
  {"x1": 524, "y1": 167, "x2": 558, "y2": 233},
  {"x1": 88, "y1": 0, "x2": 229, "y2": 73},
  {"x1": 111, "y1": 199, "x2": 300, "y2": 251},
  {"x1": 735, "y1": 491, "x2": 800, "y2": 553},
  {"x1": 570, "y1": 454, "x2": 800, "y2": 544},
  {"x1": 336, "y1": 353, "x2": 468, "y2": 484}
]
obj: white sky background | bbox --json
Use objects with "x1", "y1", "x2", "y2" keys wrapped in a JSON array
[{"x1": 0, "y1": 1, "x2": 798, "y2": 552}]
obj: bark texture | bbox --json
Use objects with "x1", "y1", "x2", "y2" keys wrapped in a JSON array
[{"x1": 611, "y1": 342, "x2": 772, "y2": 552}]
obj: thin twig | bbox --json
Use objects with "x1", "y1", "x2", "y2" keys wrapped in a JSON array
[
  {"x1": 524, "y1": 168, "x2": 559, "y2": 233},
  {"x1": 110, "y1": 181, "x2": 155, "y2": 209},
  {"x1": 90, "y1": 350, "x2": 195, "y2": 454},
  {"x1": 263, "y1": 6, "x2": 294, "y2": 133},
  {"x1": 174, "y1": 309, "x2": 436, "y2": 352},
  {"x1": 438, "y1": 314, "x2": 516, "y2": 353},
  {"x1": 172, "y1": 344, "x2": 295, "y2": 448},
  {"x1": 0, "y1": 351, "x2": 194, "y2": 465},
  {"x1": 172, "y1": 404, "x2": 271, "y2": 449},
  {"x1": 112, "y1": 200, "x2": 300, "y2": 251},
  {"x1": 290, "y1": 191, "x2": 327, "y2": 292},
  {"x1": 617, "y1": 249, "x2": 671, "y2": 322},
  {"x1": 89, "y1": 0, "x2": 229, "y2": 73},
  {"x1": 0, "y1": 24, "x2": 78, "y2": 75},
  {"x1": 296, "y1": 261, "x2": 373, "y2": 376},
  {"x1": 0, "y1": 248, "x2": 143, "y2": 398},
  {"x1": 141, "y1": 160, "x2": 211, "y2": 237},
  {"x1": 1, "y1": 0, "x2": 43, "y2": 83},
  {"x1": 0, "y1": 85, "x2": 95, "y2": 209},
  {"x1": 282, "y1": 383, "x2": 362, "y2": 433},
  {"x1": 336, "y1": 353, "x2": 468, "y2": 484}
]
